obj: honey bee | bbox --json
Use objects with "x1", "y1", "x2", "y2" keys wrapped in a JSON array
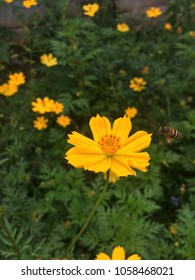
[{"x1": 157, "y1": 126, "x2": 183, "y2": 139}]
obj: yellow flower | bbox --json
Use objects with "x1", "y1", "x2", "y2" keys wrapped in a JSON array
[
  {"x1": 0, "y1": 83, "x2": 18, "y2": 96},
  {"x1": 129, "y1": 77, "x2": 147, "y2": 92},
  {"x1": 40, "y1": 53, "x2": 58, "y2": 67},
  {"x1": 8, "y1": 72, "x2": 26, "y2": 86},
  {"x1": 32, "y1": 97, "x2": 55, "y2": 114},
  {"x1": 116, "y1": 23, "x2": 130, "y2": 32},
  {"x1": 83, "y1": 3, "x2": 100, "y2": 17},
  {"x1": 95, "y1": 246, "x2": 141, "y2": 260},
  {"x1": 33, "y1": 116, "x2": 48, "y2": 130},
  {"x1": 51, "y1": 101, "x2": 64, "y2": 114},
  {"x1": 164, "y1": 23, "x2": 172, "y2": 30},
  {"x1": 141, "y1": 66, "x2": 149, "y2": 75},
  {"x1": 188, "y1": 31, "x2": 195, "y2": 37},
  {"x1": 3, "y1": 0, "x2": 14, "y2": 3},
  {"x1": 65, "y1": 115, "x2": 152, "y2": 178},
  {"x1": 146, "y1": 7, "x2": 162, "y2": 18},
  {"x1": 125, "y1": 107, "x2": 138, "y2": 118},
  {"x1": 169, "y1": 225, "x2": 177, "y2": 235},
  {"x1": 23, "y1": 0, "x2": 38, "y2": 8},
  {"x1": 56, "y1": 115, "x2": 71, "y2": 128}
]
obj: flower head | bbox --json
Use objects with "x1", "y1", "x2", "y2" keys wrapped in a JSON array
[
  {"x1": 40, "y1": 53, "x2": 58, "y2": 67},
  {"x1": 164, "y1": 23, "x2": 172, "y2": 31},
  {"x1": 33, "y1": 116, "x2": 48, "y2": 130},
  {"x1": 129, "y1": 77, "x2": 147, "y2": 92},
  {"x1": 125, "y1": 107, "x2": 138, "y2": 118},
  {"x1": 4, "y1": 0, "x2": 14, "y2": 3},
  {"x1": 50, "y1": 101, "x2": 64, "y2": 114},
  {"x1": 95, "y1": 246, "x2": 141, "y2": 260},
  {"x1": 117, "y1": 23, "x2": 130, "y2": 32},
  {"x1": 141, "y1": 66, "x2": 149, "y2": 75},
  {"x1": 32, "y1": 97, "x2": 55, "y2": 114},
  {"x1": 188, "y1": 31, "x2": 195, "y2": 37},
  {"x1": 83, "y1": 3, "x2": 99, "y2": 17},
  {"x1": 0, "y1": 83, "x2": 18, "y2": 96},
  {"x1": 169, "y1": 225, "x2": 177, "y2": 235},
  {"x1": 23, "y1": 0, "x2": 38, "y2": 8},
  {"x1": 65, "y1": 115, "x2": 152, "y2": 178},
  {"x1": 8, "y1": 72, "x2": 26, "y2": 86},
  {"x1": 56, "y1": 115, "x2": 71, "y2": 128},
  {"x1": 146, "y1": 7, "x2": 162, "y2": 18}
]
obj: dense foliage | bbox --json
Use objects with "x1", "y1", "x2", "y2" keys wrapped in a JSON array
[{"x1": 0, "y1": 0, "x2": 195, "y2": 259}]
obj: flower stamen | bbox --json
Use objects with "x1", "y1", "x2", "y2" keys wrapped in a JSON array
[{"x1": 98, "y1": 134, "x2": 121, "y2": 155}]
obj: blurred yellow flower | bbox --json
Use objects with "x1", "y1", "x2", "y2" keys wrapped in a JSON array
[
  {"x1": 83, "y1": 3, "x2": 99, "y2": 17},
  {"x1": 146, "y1": 7, "x2": 162, "y2": 18},
  {"x1": 65, "y1": 115, "x2": 152, "y2": 178},
  {"x1": 56, "y1": 115, "x2": 71, "y2": 128},
  {"x1": 129, "y1": 77, "x2": 147, "y2": 92},
  {"x1": 51, "y1": 101, "x2": 64, "y2": 114},
  {"x1": 141, "y1": 66, "x2": 149, "y2": 75},
  {"x1": 33, "y1": 116, "x2": 48, "y2": 130},
  {"x1": 164, "y1": 23, "x2": 172, "y2": 30},
  {"x1": 8, "y1": 72, "x2": 26, "y2": 86},
  {"x1": 117, "y1": 23, "x2": 130, "y2": 32},
  {"x1": 95, "y1": 246, "x2": 141, "y2": 260},
  {"x1": 40, "y1": 53, "x2": 58, "y2": 67},
  {"x1": 188, "y1": 31, "x2": 195, "y2": 37},
  {"x1": 23, "y1": 0, "x2": 38, "y2": 8},
  {"x1": 3, "y1": 0, "x2": 14, "y2": 3},
  {"x1": 125, "y1": 107, "x2": 138, "y2": 118},
  {"x1": 0, "y1": 83, "x2": 18, "y2": 96},
  {"x1": 32, "y1": 97, "x2": 55, "y2": 114},
  {"x1": 169, "y1": 225, "x2": 177, "y2": 235}
]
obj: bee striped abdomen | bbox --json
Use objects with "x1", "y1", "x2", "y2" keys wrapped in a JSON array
[{"x1": 157, "y1": 126, "x2": 183, "y2": 138}]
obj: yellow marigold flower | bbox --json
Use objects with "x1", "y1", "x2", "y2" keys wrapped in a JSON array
[
  {"x1": 95, "y1": 246, "x2": 141, "y2": 260},
  {"x1": 141, "y1": 66, "x2": 149, "y2": 75},
  {"x1": 83, "y1": 3, "x2": 99, "y2": 17},
  {"x1": 32, "y1": 97, "x2": 55, "y2": 114},
  {"x1": 23, "y1": 0, "x2": 38, "y2": 8},
  {"x1": 188, "y1": 31, "x2": 195, "y2": 37},
  {"x1": 125, "y1": 107, "x2": 138, "y2": 118},
  {"x1": 169, "y1": 225, "x2": 177, "y2": 235},
  {"x1": 51, "y1": 101, "x2": 64, "y2": 114},
  {"x1": 33, "y1": 116, "x2": 48, "y2": 130},
  {"x1": 0, "y1": 83, "x2": 18, "y2": 96},
  {"x1": 116, "y1": 23, "x2": 130, "y2": 32},
  {"x1": 146, "y1": 7, "x2": 162, "y2": 18},
  {"x1": 164, "y1": 23, "x2": 172, "y2": 30},
  {"x1": 65, "y1": 115, "x2": 152, "y2": 178},
  {"x1": 3, "y1": 0, "x2": 14, "y2": 3},
  {"x1": 40, "y1": 53, "x2": 58, "y2": 67},
  {"x1": 129, "y1": 77, "x2": 147, "y2": 92},
  {"x1": 8, "y1": 72, "x2": 26, "y2": 86},
  {"x1": 56, "y1": 115, "x2": 71, "y2": 128}
]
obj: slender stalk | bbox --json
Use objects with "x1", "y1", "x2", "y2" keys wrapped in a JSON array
[{"x1": 65, "y1": 171, "x2": 110, "y2": 257}]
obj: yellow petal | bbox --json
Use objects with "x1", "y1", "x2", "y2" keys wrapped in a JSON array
[
  {"x1": 89, "y1": 115, "x2": 111, "y2": 142},
  {"x1": 112, "y1": 115, "x2": 132, "y2": 144},
  {"x1": 119, "y1": 132, "x2": 152, "y2": 153},
  {"x1": 111, "y1": 157, "x2": 136, "y2": 176},
  {"x1": 67, "y1": 132, "x2": 99, "y2": 150},
  {"x1": 112, "y1": 246, "x2": 125, "y2": 260},
  {"x1": 127, "y1": 254, "x2": 141, "y2": 260},
  {"x1": 95, "y1": 253, "x2": 111, "y2": 260}
]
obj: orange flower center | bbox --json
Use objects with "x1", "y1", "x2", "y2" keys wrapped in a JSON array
[{"x1": 98, "y1": 134, "x2": 121, "y2": 155}]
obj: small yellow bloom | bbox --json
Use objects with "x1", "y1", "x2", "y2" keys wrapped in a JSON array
[
  {"x1": 3, "y1": 0, "x2": 14, "y2": 3},
  {"x1": 95, "y1": 246, "x2": 141, "y2": 260},
  {"x1": 8, "y1": 72, "x2": 26, "y2": 86},
  {"x1": 83, "y1": 3, "x2": 99, "y2": 17},
  {"x1": 146, "y1": 7, "x2": 162, "y2": 18},
  {"x1": 117, "y1": 23, "x2": 130, "y2": 32},
  {"x1": 129, "y1": 77, "x2": 147, "y2": 92},
  {"x1": 125, "y1": 107, "x2": 138, "y2": 118},
  {"x1": 164, "y1": 23, "x2": 172, "y2": 30},
  {"x1": 65, "y1": 115, "x2": 152, "y2": 178},
  {"x1": 188, "y1": 31, "x2": 195, "y2": 37},
  {"x1": 23, "y1": 0, "x2": 38, "y2": 8},
  {"x1": 51, "y1": 101, "x2": 64, "y2": 114},
  {"x1": 169, "y1": 225, "x2": 177, "y2": 235},
  {"x1": 33, "y1": 116, "x2": 48, "y2": 130},
  {"x1": 0, "y1": 83, "x2": 18, "y2": 96},
  {"x1": 56, "y1": 115, "x2": 71, "y2": 128},
  {"x1": 32, "y1": 97, "x2": 55, "y2": 114},
  {"x1": 141, "y1": 66, "x2": 149, "y2": 75},
  {"x1": 40, "y1": 53, "x2": 58, "y2": 67}
]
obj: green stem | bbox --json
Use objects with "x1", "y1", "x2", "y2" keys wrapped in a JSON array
[{"x1": 65, "y1": 171, "x2": 110, "y2": 257}]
